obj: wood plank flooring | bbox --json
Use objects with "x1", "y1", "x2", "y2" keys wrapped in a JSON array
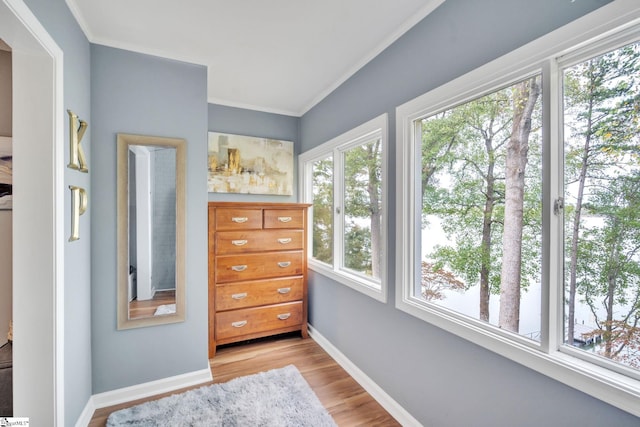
[
  {"x1": 88, "y1": 333, "x2": 400, "y2": 426},
  {"x1": 128, "y1": 290, "x2": 175, "y2": 319}
]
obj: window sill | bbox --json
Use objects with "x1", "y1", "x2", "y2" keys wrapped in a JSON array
[
  {"x1": 396, "y1": 295, "x2": 640, "y2": 418},
  {"x1": 308, "y1": 260, "x2": 387, "y2": 303}
]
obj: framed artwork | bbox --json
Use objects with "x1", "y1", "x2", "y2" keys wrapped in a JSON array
[
  {"x1": 207, "y1": 132, "x2": 294, "y2": 195},
  {"x1": 0, "y1": 136, "x2": 11, "y2": 210}
]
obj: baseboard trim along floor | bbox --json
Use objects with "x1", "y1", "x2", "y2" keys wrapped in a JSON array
[
  {"x1": 307, "y1": 324, "x2": 421, "y2": 427},
  {"x1": 76, "y1": 366, "x2": 213, "y2": 426},
  {"x1": 77, "y1": 327, "x2": 416, "y2": 426}
]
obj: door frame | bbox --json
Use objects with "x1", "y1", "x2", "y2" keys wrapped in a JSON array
[{"x1": 0, "y1": 0, "x2": 64, "y2": 424}]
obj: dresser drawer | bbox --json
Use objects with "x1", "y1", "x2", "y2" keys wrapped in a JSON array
[
  {"x1": 216, "y1": 229, "x2": 304, "y2": 254},
  {"x1": 216, "y1": 277, "x2": 303, "y2": 311},
  {"x1": 216, "y1": 251, "x2": 304, "y2": 283},
  {"x1": 215, "y1": 301, "x2": 303, "y2": 340},
  {"x1": 264, "y1": 209, "x2": 305, "y2": 229},
  {"x1": 215, "y1": 208, "x2": 262, "y2": 230}
]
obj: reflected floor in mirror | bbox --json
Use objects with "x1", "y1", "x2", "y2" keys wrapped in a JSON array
[{"x1": 128, "y1": 290, "x2": 176, "y2": 320}]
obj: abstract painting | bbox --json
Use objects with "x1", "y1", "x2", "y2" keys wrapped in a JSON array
[{"x1": 207, "y1": 132, "x2": 293, "y2": 195}]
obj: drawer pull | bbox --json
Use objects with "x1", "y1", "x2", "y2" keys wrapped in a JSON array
[
  {"x1": 231, "y1": 265, "x2": 248, "y2": 272},
  {"x1": 231, "y1": 320, "x2": 248, "y2": 328},
  {"x1": 231, "y1": 292, "x2": 248, "y2": 300},
  {"x1": 277, "y1": 238, "x2": 292, "y2": 244},
  {"x1": 277, "y1": 313, "x2": 291, "y2": 320},
  {"x1": 231, "y1": 217, "x2": 248, "y2": 223},
  {"x1": 277, "y1": 287, "x2": 291, "y2": 294},
  {"x1": 277, "y1": 216, "x2": 292, "y2": 223},
  {"x1": 277, "y1": 261, "x2": 291, "y2": 268},
  {"x1": 231, "y1": 239, "x2": 248, "y2": 246}
]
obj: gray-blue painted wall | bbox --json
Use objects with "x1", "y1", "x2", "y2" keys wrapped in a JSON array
[
  {"x1": 300, "y1": 0, "x2": 639, "y2": 425},
  {"x1": 16, "y1": 0, "x2": 640, "y2": 424},
  {"x1": 22, "y1": 0, "x2": 92, "y2": 424},
  {"x1": 90, "y1": 45, "x2": 209, "y2": 393},
  {"x1": 208, "y1": 103, "x2": 299, "y2": 203}
]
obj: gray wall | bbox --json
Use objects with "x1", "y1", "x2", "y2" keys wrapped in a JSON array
[
  {"x1": 301, "y1": 0, "x2": 639, "y2": 425},
  {"x1": 91, "y1": 45, "x2": 209, "y2": 392},
  {"x1": 23, "y1": 0, "x2": 92, "y2": 424},
  {"x1": 208, "y1": 103, "x2": 299, "y2": 203}
]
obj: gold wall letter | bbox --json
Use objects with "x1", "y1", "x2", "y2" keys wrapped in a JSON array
[
  {"x1": 67, "y1": 109, "x2": 89, "y2": 172},
  {"x1": 69, "y1": 185, "x2": 88, "y2": 242}
]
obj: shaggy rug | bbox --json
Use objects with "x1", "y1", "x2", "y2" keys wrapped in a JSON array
[{"x1": 106, "y1": 365, "x2": 337, "y2": 426}]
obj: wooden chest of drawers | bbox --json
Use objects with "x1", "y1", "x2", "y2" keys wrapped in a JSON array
[{"x1": 208, "y1": 202, "x2": 310, "y2": 357}]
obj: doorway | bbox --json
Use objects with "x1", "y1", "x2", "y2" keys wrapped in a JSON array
[
  {"x1": 0, "y1": 0, "x2": 64, "y2": 424},
  {"x1": 0, "y1": 36, "x2": 12, "y2": 418}
]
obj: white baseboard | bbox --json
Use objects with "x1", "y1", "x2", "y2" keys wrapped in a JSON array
[
  {"x1": 76, "y1": 332, "x2": 415, "y2": 426},
  {"x1": 75, "y1": 367, "x2": 213, "y2": 425},
  {"x1": 74, "y1": 397, "x2": 95, "y2": 427},
  {"x1": 308, "y1": 324, "x2": 422, "y2": 427}
]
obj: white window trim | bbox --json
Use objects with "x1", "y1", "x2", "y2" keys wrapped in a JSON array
[
  {"x1": 396, "y1": 0, "x2": 640, "y2": 417},
  {"x1": 299, "y1": 113, "x2": 388, "y2": 303}
]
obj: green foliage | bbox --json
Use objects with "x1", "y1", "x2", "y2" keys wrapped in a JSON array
[
  {"x1": 343, "y1": 139, "x2": 382, "y2": 276},
  {"x1": 344, "y1": 223, "x2": 372, "y2": 274},
  {"x1": 312, "y1": 157, "x2": 333, "y2": 265},
  {"x1": 344, "y1": 140, "x2": 381, "y2": 218},
  {"x1": 564, "y1": 40, "x2": 640, "y2": 368},
  {"x1": 421, "y1": 78, "x2": 543, "y2": 299},
  {"x1": 311, "y1": 137, "x2": 383, "y2": 276}
]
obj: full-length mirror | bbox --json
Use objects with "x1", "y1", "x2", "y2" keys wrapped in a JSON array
[{"x1": 117, "y1": 133, "x2": 186, "y2": 329}]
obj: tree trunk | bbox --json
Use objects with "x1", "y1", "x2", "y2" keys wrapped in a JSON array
[
  {"x1": 367, "y1": 141, "x2": 382, "y2": 279},
  {"x1": 480, "y1": 154, "x2": 496, "y2": 322},
  {"x1": 603, "y1": 219, "x2": 621, "y2": 358},
  {"x1": 499, "y1": 77, "x2": 540, "y2": 332},
  {"x1": 568, "y1": 62, "x2": 596, "y2": 345}
]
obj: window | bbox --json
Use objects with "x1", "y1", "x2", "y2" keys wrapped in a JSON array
[
  {"x1": 396, "y1": 2, "x2": 640, "y2": 416},
  {"x1": 417, "y1": 76, "x2": 543, "y2": 341},
  {"x1": 300, "y1": 114, "x2": 387, "y2": 302},
  {"x1": 561, "y1": 40, "x2": 640, "y2": 375}
]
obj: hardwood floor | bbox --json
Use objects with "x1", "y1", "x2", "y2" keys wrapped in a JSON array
[
  {"x1": 128, "y1": 290, "x2": 175, "y2": 319},
  {"x1": 89, "y1": 333, "x2": 400, "y2": 426}
]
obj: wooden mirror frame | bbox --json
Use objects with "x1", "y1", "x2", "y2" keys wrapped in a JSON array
[{"x1": 116, "y1": 133, "x2": 186, "y2": 329}]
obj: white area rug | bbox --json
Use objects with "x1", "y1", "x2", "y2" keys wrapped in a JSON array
[
  {"x1": 106, "y1": 365, "x2": 336, "y2": 426},
  {"x1": 153, "y1": 304, "x2": 176, "y2": 316}
]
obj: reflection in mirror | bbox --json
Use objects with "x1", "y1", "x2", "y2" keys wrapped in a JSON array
[{"x1": 117, "y1": 133, "x2": 186, "y2": 329}]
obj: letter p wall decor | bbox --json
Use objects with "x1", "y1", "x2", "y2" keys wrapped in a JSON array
[{"x1": 68, "y1": 185, "x2": 87, "y2": 242}]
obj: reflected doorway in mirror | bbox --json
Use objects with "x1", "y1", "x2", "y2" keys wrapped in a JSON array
[{"x1": 116, "y1": 133, "x2": 186, "y2": 330}]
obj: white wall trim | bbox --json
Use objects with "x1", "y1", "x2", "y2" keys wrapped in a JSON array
[
  {"x1": 308, "y1": 325, "x2": 421, "y2": 427},
  {"x1": 64, "y1": 0, "x2": 95, "y2": 42},
  {"x1": 91, "y1": 368, "x2": 213, "y2": 410},
  {"x1": 299, "y1": 113, "x2": 389, "y2": 303},
  {"x1": 74, "y1": 398, "x2": 95, "y2": 427},
  {"x1": 299, "y1": 0, "x2": 445, "y2": 116},
  {"x1": 1, "y1": 0, "x2": 65, "y2": 425},
  {"x1": 67, "y1": 0, "x2": 444, "y2": 117}
]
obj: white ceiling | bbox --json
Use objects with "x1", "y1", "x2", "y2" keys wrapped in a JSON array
[{"x1": 66, "y1": 0, "x2": 444, "y2": 116}]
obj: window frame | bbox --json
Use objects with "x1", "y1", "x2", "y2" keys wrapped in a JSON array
[
  {"x1": 300, "y1": 113, "x2": 388, "y2": 302},
  {"x1": 396, "y1": 0, "x2": 640, "y2": 416}
]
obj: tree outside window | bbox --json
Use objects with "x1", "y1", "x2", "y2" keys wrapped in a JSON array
[
  {"x1": 302, "y1": 114, "x2": 387, "y2": 301},
  {"x1": 418, "y1": 76, "x2": 543, "y2": 340},
  {"x1": 563, "y1": 41, "x2": 640, "y2": 371}
]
